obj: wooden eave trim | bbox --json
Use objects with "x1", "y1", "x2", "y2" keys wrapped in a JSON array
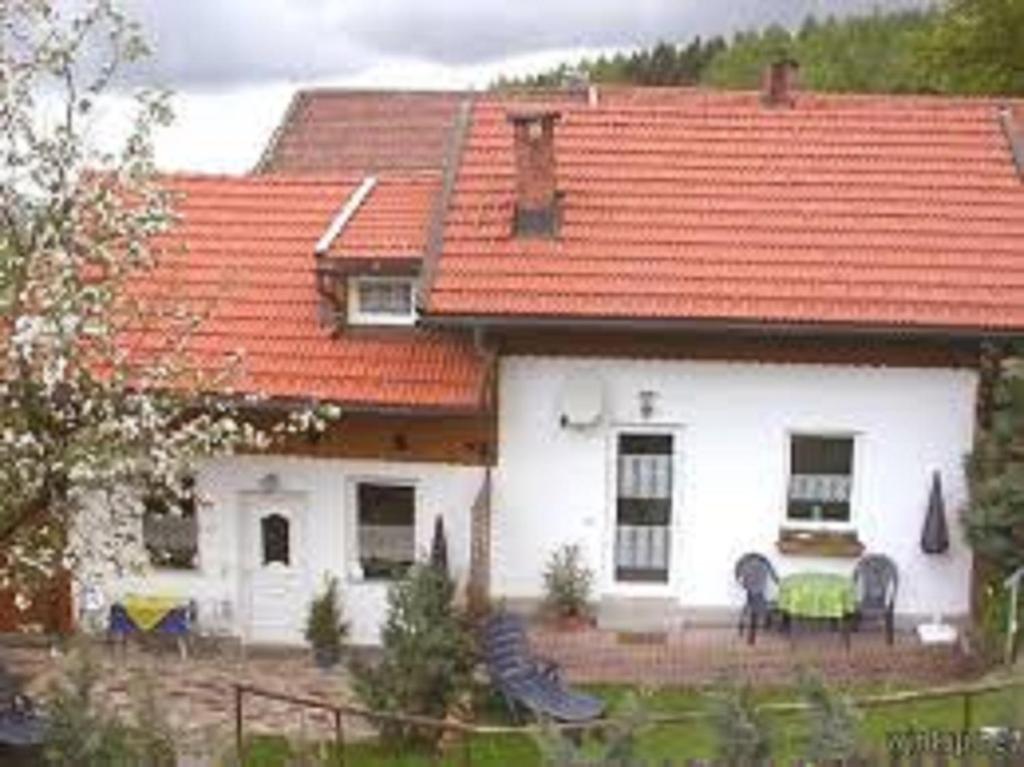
[
  {"x1": 317, "y1": 255, "x2": 423, "y2": 276},
  {"x1": 491, "y1": 328, "x2": 980, "y2": 369},
  {"x1": 236, "y1": 396, "x2": 487, "y2": 419},
  {"x1": 420, "y1": 311, "x2": 1022, "y2": 344}
]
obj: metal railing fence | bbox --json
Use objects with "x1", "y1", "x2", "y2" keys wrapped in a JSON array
[{"x1": 233, "y1": 677, "x2": 1024, "y2": 766}]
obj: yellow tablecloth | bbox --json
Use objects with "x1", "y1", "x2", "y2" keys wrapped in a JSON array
[{"x1": 122, "y1": 594, "x2": 185, "y2": 631}]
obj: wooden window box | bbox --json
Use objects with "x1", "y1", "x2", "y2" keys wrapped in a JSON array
[{"x1": 776, "y1": 528, "x2": 865, "y2": 558}]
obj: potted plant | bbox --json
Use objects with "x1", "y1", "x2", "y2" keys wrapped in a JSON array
[
  {"x1": 542, "y1": 543, "x2": 594, "y2": 630},
  {"x1": 304, "y1": 575, "x2": 348, "y2": 669}
]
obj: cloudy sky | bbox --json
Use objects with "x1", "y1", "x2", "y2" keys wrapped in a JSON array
[{"x1": 109, "y1": 0, "x2": 922, "y2": 172}]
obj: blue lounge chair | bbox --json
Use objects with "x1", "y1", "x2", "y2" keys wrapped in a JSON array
[{"x1": 483, "y1": 611, "x2": 604, "y2": 724}]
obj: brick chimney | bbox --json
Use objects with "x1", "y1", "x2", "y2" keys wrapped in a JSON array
[
  {"x1": 761, "y1": 58, "x2": 800, "y2": 107},
  {"x1": 507, "y1": 109, "x2": 561, "y2": 237}
]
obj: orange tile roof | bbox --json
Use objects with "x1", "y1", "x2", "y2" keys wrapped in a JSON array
[
  {"x1": 255, "y1": 88, "x2": 592, "y2": 177},
  {"x1": 327, "y1": 173, "x2": 440, "y2": 260},
  {"x1": 137, "y1": 174, "x2": 485, "y2": 410},
  {"x1": 257, "y1": 90, "x2": 466, "y2": 175},
  {"x1": 429, "y1": 90, "x2": 1024, "y2": 332}
]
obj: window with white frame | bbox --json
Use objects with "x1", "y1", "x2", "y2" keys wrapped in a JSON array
[
  {"x1": 347, "y1": 276, "x2": 416, "y2": 325},
  {"x1": 356, "y1": 482, "x2": 415, "y2": 580},
  {"x1": 143, "y1": 477, "x2": 199, "y2": 570},
  {"x1": 786, "y1": 435, "x2": 854, "y2": 525}
]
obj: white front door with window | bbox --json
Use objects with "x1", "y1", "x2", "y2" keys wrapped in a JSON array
[
  {"x1": 610, "y1": 431, "x2": 678, "y2": 590},
  {"x1": 240, "y1": 492, "x2": 308, "y2": 643}
]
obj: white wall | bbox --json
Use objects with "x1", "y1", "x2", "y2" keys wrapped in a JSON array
[
  {"x1": 494, "y1": 356, "x2": 978, "y2": 621},
  {"x1": 97, "y1": 356, "x2": 977, "y2": 642},
  {"x1": 109, "y1": 454, "x2": 484, "y2": 645}
]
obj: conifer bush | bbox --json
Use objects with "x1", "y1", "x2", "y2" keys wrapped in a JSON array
[
  {"x1": 304, "y1": 575, "x2": 348, "y2": 668},
  {"x1": 797, "y1": 669, "x2": 862, "y2": 763},
  {"x1": 351, "y1": 563, "x2": 476, "y2": 746},
  {"x1": 705, "y1": 676, "x2": 772, "y2": 766},
  {"x1": 964, "y1": 351, "x2": 1024, "y2": 654}
]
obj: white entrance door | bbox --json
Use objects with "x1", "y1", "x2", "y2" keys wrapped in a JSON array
[
  {"x1": 240, "y1": 492, "x2": 307, "y2": 643},
  {"x1": 612, "y1": 432, "x2": 676, "y2": 586}
]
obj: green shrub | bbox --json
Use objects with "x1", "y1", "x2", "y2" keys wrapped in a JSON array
[
  {"x1": 44, "y1": 646, "x2": 176, "y2": 767},
  {"x1": 972, "y1": 571, "x2": 1024, "y2": 664},
  {"x1": 304, "y1": 574, "x2": 348, "y2": 668},
  {"x1": 797, "y1": 668, "x2": 862, "y2": 763},
  {"x1": 122, "y1": 669, "x2": 178, "y2": 766},
  {"x1": 542, "y1": 543, "x2": 593, "y2": 620},
  {"x1": 534, "y1": 692, "x2": 647, "y2": 767},
  {"x1": 597, "y1": 690, "x2": 648, "y2": 766},
  {"x1": 705, "y1": 676, "x2": 772, "y2": 766},
  {"x1": 964, "y1": 351, "x2": 1024, "y2": 652},
  {"x1": 351, "y1": 563, "x2": 476, "y2": 746}
]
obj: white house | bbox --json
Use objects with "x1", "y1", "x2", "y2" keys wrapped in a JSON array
[
  {"x1": 491, "y1": 357, "x2": 975, "y2": 627},
  {"x1": 96, "y1": 75, "x2": 1024, "y2": 644}
]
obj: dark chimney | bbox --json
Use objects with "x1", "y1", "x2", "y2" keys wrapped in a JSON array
[
  {"x1": 761, "y1": 58, "x2": 800, "y2": 107},
  {"x1": 507, "y1": 109, "x2": 561, "y2": 237}
]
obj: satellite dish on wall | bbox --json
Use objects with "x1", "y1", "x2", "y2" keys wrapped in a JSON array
[{"x1": 558, "y1": 372, "x2": 605, "y2": 428}]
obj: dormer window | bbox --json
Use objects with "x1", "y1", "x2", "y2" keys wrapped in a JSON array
[{"x1": 347, "y1": 275, "x2": 417, "y2": 326}]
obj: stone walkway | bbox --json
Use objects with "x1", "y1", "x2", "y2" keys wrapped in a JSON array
[
  {"x1": 2, "y1": 638, "x2": 373, "y2": 759},
  {"x1": 532, "y1": 624, "x2": 978, "y2": 687}
]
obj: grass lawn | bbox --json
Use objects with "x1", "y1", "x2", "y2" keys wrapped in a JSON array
[{"x1": 242, "y1": 682, "x2": 1023, "y2": 765}]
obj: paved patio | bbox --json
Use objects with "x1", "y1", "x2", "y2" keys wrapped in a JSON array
[{"x1": 531, "y1": 623, "x2": 978, "y2": 687}]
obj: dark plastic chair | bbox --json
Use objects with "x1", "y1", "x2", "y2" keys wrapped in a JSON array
[
  {"x1": 853, "y1": 553, "x2": 899, "y2": 645},
  {"x1": 482, "y1": 611, "x2": 604, "y2": 724},
  {"x1": 734, "y1": 552, "x2": 779, "y2": 645}
]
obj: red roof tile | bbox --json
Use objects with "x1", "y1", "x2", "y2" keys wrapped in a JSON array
[
  {"x1": 256, "y1": 88, "x2": 594, "y2": 177},
  {"x1": 257, "y1": 90, "x2": 466, "y2": 175},
  {"x1": 429, "y1": 89, "x2": 1024, "y2": 332},
  {"x1": 327, "y1": 173, "x2": 440, "y2": 260},
  {"x1": 137, "y1": 174, "x2": 485, "y2": 410}
]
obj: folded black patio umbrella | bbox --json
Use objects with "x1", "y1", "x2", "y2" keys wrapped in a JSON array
[
  {"x1": 921, "y1": 470, "x2": 950, "y2": 555},
  {"x1": 430, "y1": 514, "x2": 450, "y2": 578}
]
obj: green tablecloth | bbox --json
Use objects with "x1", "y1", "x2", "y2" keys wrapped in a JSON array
[{"x1": 778, "y1": 573, "x2": 855, "y2": 619}]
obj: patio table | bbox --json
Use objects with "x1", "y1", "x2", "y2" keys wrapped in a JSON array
[
  {"x1": 778, "y1": 572, "x2": 855, "y2": 647},
  {"x1": 778, "y1": 573, "x2": 855, "y2": 619},
  {"x1": 109, "y1": 594, "x2": 193, "y2": 658}
]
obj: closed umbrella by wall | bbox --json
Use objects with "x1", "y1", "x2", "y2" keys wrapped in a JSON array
[
  {"x1": 921, "y1": 471, "x2": 950, "y2": 555},
  {"x1": 917, "y1": 470, "x2": 958, "y2": 644},
  {"x1": 430, "y1": 514, "x2": 450, "y2": 579}
]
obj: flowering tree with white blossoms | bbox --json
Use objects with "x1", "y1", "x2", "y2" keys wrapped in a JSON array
[{"x1": 0, "y1": 0, "x2": 334, "y2": 616}]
